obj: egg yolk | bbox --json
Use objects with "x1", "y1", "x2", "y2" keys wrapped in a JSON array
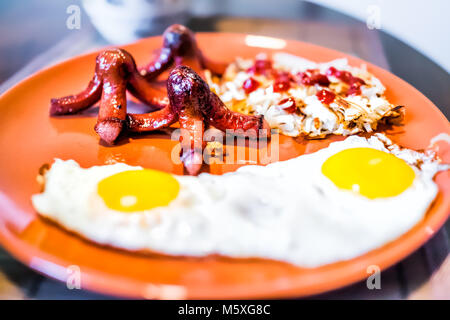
[
  {"x1": 321, "y1": 148, "x2": 415, "y2": 199},
  {"x1": 97, "y1": 170, "x2": 180, "y2": 212}
]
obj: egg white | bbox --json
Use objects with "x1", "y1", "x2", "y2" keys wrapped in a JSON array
[{"x1": 32, "y1": 134, "x2": 446, "y2": 267}]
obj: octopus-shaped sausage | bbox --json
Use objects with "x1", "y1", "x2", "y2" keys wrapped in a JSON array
[
  {"x1": 134, "y1": 66, "x2": 271, "y2": 174},
  {"x1": 50, "y1": 48, "x2": 171, "y2": 144},
  {"x1": 140, "y1": 24, "x2": 227, "y2": 80},
  {"x1": 128, "y1": 65, "x2": 271, "y2": 174},
  {"x1": 49, "y1": 24, "x2": 270, "y2": 175},
  {"x1": 50, "y1": 24, "x2": 222, "y2": 143}
]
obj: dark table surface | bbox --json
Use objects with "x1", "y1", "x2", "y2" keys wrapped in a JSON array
[{"x1": 0, "y1": 0, "x2": 448, "y2": 299}]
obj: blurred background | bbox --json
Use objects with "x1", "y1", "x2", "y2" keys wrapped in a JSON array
[
  {"x1": 0, "y1": 0, "x2": 449, "y2": 117},
  {"x1": 0, "y1": 0, "x2": 448, "y2": 299}
]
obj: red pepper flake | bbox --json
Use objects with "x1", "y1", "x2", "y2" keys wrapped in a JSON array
[
  {"x1": 326, "y1": 67, "x2": 352, "y2": 83},
  {"x1": 298, "y1": 71, "x2": 313, "y2": 85},
  {"x1": 278, "y1": 97, "x2": 297, "y2": 113},
  {"x1": 347, "y1": 78, "x2": 365, "y2": 96},
  {"x1": 350, "y1": 76, "x2": 365, "y2": 86},
  {"x1": 247, "y1": 59, "x2": 272, "y2": 76},
  {"x1": 273, "y1": 71, "x2": 293, "y2": 92},
  {"x1": 242, "y1": 77, "x2": 260, "y2": 94},
  {"x1": 298, "y1": 69, "x2": 330, "y2": 86},
  {"x1": 326, "y1": 66, "x2": 337, "y2": 76},
  {"x1": 338, "y1": 71, "x2": 353, "y2": 83},
  {"x1": 313, "y1": 73, "x2": 330, "y2": 87},
  {"x1": 327, "y1": 67, "x2": 366, "y2": 85},
  {"x1": 326, "y1": 66, "x2": 344, "y2": 79},
  {"x1": 326, "y1": 67, "x2": 366, "y2": 96},
  {"x1": 347, "y1": 83, "x2": 362, "y2": 96},
  {"x1": 316, "y1": 89, "x2": 336, "y2": 104}
]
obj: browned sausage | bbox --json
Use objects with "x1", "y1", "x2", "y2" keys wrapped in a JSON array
[
  {"x1": 93, "y1": 49, "x2": 130, "y2": 144},
  {"x1": 50, "y1": 74, "x2": 102, "y2": 116},
  {"x1": 50, "y1": 48, "x2": 177, "y2": 144},
  {"x1": 168, "y1": 65, "x2": 271, "y2": 139},
  {"x1": 140, "y1": 24, "x2": 198, "y2": 80},
  {"x1": 126, "y1": 102, "x2": 177, "y2": 132},
  {"x1": 50, "y1": 48, "x2": 168, "y2": 116},
  {"x1": 206, "y1": 91, "x2": 271, "y2": 139},
  {"x1": 178, "y1": 108, "x2": 205, "y2": 175},
  {"x1": 167, "y1": 65, "x2": 208, "y2": 175},
  {"x1": 127, "y1": 72, "x2": 168, "y2": 110},
  {"x1": 140, "y1": 24, "x2": 226, "y2": 80}
]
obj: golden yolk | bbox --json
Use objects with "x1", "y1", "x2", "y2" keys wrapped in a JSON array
[
  {"x1": 97, "y1": 170, "x2": 180, "y2": 212},
  {"x1": 321, "y1": 148, "x2": 415, "y2": 199}
]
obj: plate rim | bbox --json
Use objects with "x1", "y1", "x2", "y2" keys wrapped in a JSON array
[{"x1": 0, "y1": 32, "x2": 449, "y2": 299}]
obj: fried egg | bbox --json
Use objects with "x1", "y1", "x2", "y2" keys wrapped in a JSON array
[{"x1": 32, "y1": 134, "x2": 447, "y2": 267}]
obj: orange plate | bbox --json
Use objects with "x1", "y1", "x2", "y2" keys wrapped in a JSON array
[{"x1": 0, "y1": 33, "x2": 449, "y2": 299}]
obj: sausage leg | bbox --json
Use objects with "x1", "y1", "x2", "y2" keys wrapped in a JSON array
[
  {"x1": 127, "y1": 103, "x2": 177, "y2": 132},
  {"x1": 50, "y1": 74, "x2": 102, "y2": 115}
]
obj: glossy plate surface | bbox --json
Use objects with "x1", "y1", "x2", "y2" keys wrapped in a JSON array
[{"x1": 0, "y1": 33, "x2": 449, "y2": 299}]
